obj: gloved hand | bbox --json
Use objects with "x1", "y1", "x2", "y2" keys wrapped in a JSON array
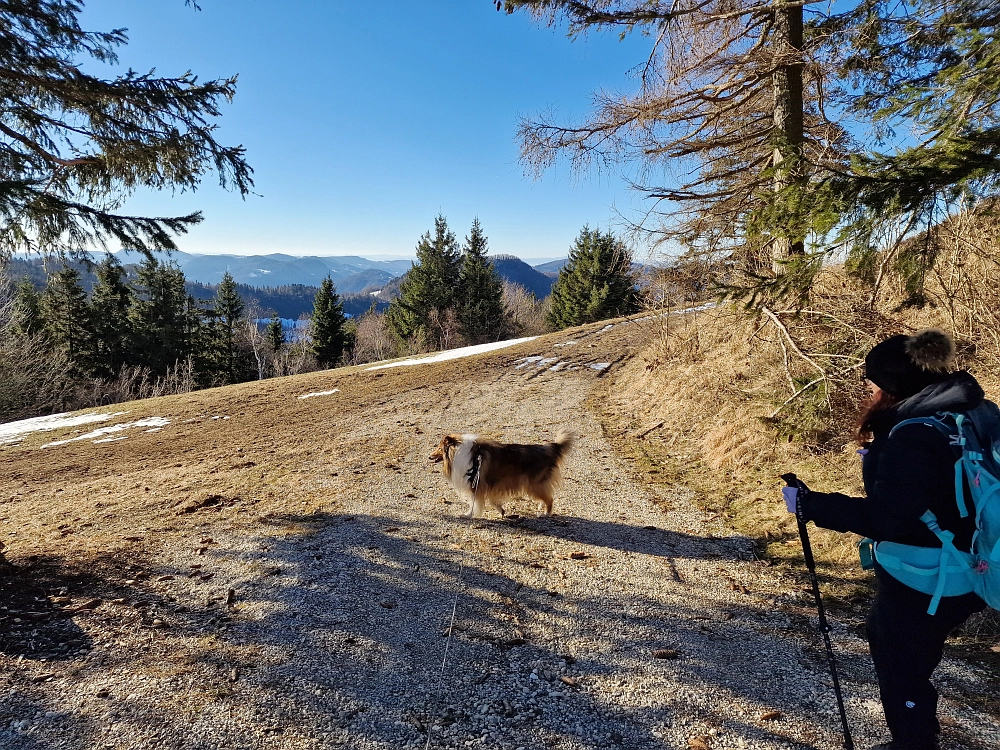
[{"x1": 780, "y1": 473, "x2": 811, "y2": 521}]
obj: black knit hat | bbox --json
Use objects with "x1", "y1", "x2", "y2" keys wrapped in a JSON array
[{"x1": 864, "y1": 329, "x2": 955, "y2": 399}]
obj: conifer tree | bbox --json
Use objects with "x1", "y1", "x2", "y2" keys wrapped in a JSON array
[
  {"x1": 0, "y1": 1, "x2": 252, "y2": 260},
  {"x1": 311, "y1": 276, "x2": 347, "y2": 368},
  {"x1": 387, "y1": 215, "x2": 463, "y2": 349},
  {"x1": 41, "y1": 264, "x2": 91, "y2": 373},
  {"x1": 213, "y1": 271, "x2": 245, "y2": 383},
  {"x1": 89, "y1": 255, "x2": 134, "y2": 378},
  {"x1": 129, "y1": 257, "x2": 194, "y2": 374},
  {"x1": 13, "y1": 277, "x2": 43, "y2": 337},
  {"x1": 266, "y1": 313, "x2": 285, "y2": 354},
  {"x1": 457, "y1": 219, "x2": 508, "y2": 344},
  {"x1": 547, "y1": 227, "x2": 640, "y2": 330}
]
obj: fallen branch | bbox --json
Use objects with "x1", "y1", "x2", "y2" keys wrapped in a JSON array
[{"x1": 769, "y1": 376, "x2": 827, "y2": 418}]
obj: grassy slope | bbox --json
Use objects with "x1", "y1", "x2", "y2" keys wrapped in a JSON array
[{"x1": 599, "y1": 295, "x2": 1000, "y2": 671}]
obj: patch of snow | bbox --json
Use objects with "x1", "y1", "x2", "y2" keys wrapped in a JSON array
[
  {"x1": 210, "y1": 415, "x2": 230, "y2": 420},
  {"x1": 553, "y1": 341, "x2": 577, "y2": 347},
  {"x1": 0, "y1": 411, "x2": 129, "y2": 444},
  {"x1": 589, "y1": 363, "x2": 611, "y2": 371},
  {"x1": 549, "y1": 361, "x2": 567, "y2": 372},
  {"x1": 599, "y1": 324, "x2": 614, "y2": 332},
  {"x1": 366, "y1": 337, "x2": 538, "y2": 371},
  {"x1": 514, "y1": 356, "x2": 544, "y2": 370},
  {"x1": 298, "y1": 389, "x2": 340, "y2": 400},
  {"x1": 42, "y1": 417, "x2": 170, "y2": 448}
]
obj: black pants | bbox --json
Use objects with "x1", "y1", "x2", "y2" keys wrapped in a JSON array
[{"x1": 867, "y1": 567, "x2": 986, "y2": 749}]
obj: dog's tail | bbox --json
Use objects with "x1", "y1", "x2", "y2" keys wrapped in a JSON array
[{"x1": 550, "y1": 429, "x2": 575, "y2": 463}]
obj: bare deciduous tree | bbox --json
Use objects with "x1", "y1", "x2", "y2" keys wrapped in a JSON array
[
  {"x1": 350, "y1": 310, "x2": 399, "y2": 365},
  {"x1": 502, "y1": 281, "x2": 551, "y2": 337},
  {"x1": 502, "y1": 1, "x2": 849, "y2": 274}
]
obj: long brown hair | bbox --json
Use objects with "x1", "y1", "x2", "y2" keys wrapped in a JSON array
[{"x1": 854, "y1": 389, "x2": 900, "y2": 445}]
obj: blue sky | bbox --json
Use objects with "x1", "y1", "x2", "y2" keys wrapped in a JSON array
[{"x1": 80, "y1": 1, "x2": 652, "y2": 261}]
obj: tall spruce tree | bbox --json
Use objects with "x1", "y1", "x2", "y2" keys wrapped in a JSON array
[
  {"x1": 456, "y1": 219, "x2": 508, "y2": 344},
  {"x1": 0, "y1": 1, "x2": 252, "y2": 260},
  {"x1": 41, "y1": 264, "x2": 91, "y2": 373},
  {"x1": 547, "y1": 227, "x2": 640, "y2": 330},
  {"x1": 89, "y1": 254, "x2": 134, "y2": 378},
  {"x1": 311, "y1": 277, "x2": 347, "y2": 368},
  {"x1": 129, "y1": 257, "x2": 194, "y2": 374},
  {"x1": 213, "y1": 271, "x2": 245, "y2": 383},
  {"x1": 386, "y1": 215, "x2": 463, "y2": 349},
  {"x1": 13, "y1": 276, "x2": 43, "y2": 337}
]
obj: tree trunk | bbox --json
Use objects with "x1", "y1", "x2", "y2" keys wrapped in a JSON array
[{"x1": 772, "y1": 0, "x2": 806, "y2": 273}]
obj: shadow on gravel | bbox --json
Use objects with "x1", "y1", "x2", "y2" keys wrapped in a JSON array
[
  {"x1": 170, "y1": 512, "x2": 879, "y2": 750},
  {"x1": 486, "y1": 514, "x2": 754, "y2": 560},
  {"x1": 0, "y1": 556, "x2": 93, "y2": 661},
  {"x1": 11, "y1": 514, "x2": 991, "y2": 749}
]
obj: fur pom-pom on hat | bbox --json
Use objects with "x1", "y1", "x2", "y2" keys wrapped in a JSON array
[
  {"x1": 865, "y1": 329, "x2": 956, "y2": 399},
  {"x1": 905, "y1": 328, "x2": 955, "y2": 372}
]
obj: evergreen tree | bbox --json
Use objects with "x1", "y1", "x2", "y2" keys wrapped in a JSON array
[
  {"x1": 129, "y1": 257, "x2": 194, "y2": 374},
  {"x1": 266, "y1": 313, "x2": 285, "y2": 354},
  {"x1": 0, "y1": 2, "x2": 252, "y2": 261},
  {"x1": 13, "y1": 276, "x2": 43, "y2": 337},
  {"x1": 547, "y1": 227, "x2": 640, "y2": 331},
  {"x1": 41, "y1": 264, "x2": 91, "y2": 373},
  {"x1": 386, "y1": 215, "x2": 462, "y2": 349},
  {"x1": 457, "y1": 219, "x2": 508, "y2": 344},
  {"x1": 311, "y1": 276, "x2": 347, "y2": 368},
  {"x1": 213, "y1": 271, "x2": 245, "y2": 383},
  {"x1": 89, "y1": 255, "x2": 134, "y2": 378}
]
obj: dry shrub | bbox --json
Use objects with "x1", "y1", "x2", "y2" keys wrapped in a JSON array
[
  {"x1": 350, "y1": 310, "x2": 398, "y2": 365},
  {"x1": 0, "y1": 269, "x2": 75, "y2": 421},
  {"x1": 503, "y1": 281, "x2": 551, "y2": 337},
  {"x1": 81, "y1": 358, "x2": 196, "y2": 407}
]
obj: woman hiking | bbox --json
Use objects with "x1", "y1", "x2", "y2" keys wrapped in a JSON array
[{"x1": 784, "y1": 329, "x2": 988, "y2": 750}]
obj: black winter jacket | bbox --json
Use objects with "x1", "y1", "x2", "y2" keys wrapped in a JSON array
[{"x1": 803, "y1": 371, "x2": 984, "y2": 550}]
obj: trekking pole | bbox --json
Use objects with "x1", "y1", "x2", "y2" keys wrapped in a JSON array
[{"x1": 781, "y1": 473, "x2": 855, "y2": 750}]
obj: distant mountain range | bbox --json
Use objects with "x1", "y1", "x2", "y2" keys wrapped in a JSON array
[
  {"x1": 166, "y1": 251, "x2": 414, "y2": 294},
  {"x1": 156, "y1": 251, "x2": 569, "y2": 296},
  {"x1": 5, "y1": 251, "x2": 572, "y2": 320}
]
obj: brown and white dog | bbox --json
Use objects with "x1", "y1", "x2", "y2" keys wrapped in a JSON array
[{"x1": 429, "y1": 431, "x2": 574, "y2": 518}]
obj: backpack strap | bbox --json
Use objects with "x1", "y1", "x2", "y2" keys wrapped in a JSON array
[
  {"x1": 920, "y1": 510, "x2": 976, "y2": 615},
  {"x1": 889, "y1": 414, "x2": 971, "y2": 518}
]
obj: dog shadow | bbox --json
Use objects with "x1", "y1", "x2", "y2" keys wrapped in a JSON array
[{"x1": 470, "y1": 514, "x2": 755, "y2": 561}]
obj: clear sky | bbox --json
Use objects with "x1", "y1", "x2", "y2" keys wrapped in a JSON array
[{"x1": 79, "y1": 1, "x2": 652, "y2": 261}]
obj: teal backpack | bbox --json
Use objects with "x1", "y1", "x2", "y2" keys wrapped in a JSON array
[{"x1": 860, "y1": 400, "x2": 1000, "y2": 615}]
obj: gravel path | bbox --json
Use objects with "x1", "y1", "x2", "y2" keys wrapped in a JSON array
[{"x1": 3, "y1": 319, "x2": 998, "y2": 749}]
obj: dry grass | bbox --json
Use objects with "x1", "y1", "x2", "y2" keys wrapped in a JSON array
[{"x1": 606, "y1": 262, "x2": 1000, "y2": 647}]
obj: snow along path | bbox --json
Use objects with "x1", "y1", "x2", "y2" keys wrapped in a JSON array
[{"x1": 1, "y1": 316, "x2": 997, "y2": 750}]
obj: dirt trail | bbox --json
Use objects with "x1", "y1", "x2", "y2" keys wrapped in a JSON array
[{"x1": 1, "y1": 316, "x2": 998, "y2": 750}]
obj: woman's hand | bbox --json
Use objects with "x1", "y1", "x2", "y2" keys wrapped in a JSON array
[{"x1": 780, "y1": 473, "x2": 811, "y2": 517}]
